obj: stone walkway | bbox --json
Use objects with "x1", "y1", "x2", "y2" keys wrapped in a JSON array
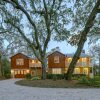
[{"x1": 0, "y1": 79, "x2": 100, "y2": 100}]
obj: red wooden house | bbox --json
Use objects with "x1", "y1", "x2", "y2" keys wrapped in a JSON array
[{"x1": 11, "y1": 53, "x2": 42, "y2": 78}]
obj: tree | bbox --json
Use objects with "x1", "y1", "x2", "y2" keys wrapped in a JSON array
[
  {"x1": 65, "y1": 0, "x2": 100, "y2": 80},
  {"x1": 2, "y1": 58, "x2": 11, "y2": 78},
  {"x1": 0, "y1": 0, "x2": 71, "y2": 79},
  {"x1": 89, "y1": 43, "x2": 100, "y2": 75},
  {"x1": 0, "y1": 36, "x2": 4, "y2": 77}
]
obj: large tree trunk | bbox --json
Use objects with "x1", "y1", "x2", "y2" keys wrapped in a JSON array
[
  {"x1": 0, "y1": 53, "x2": 2, "y2": 77},
  {"x1": 41, "y1": 58, "x2": 47, "y2": 80},
  {"x1": 65, "y1": 0, "x2": 100, "y2": 80},
  {"x1": 99, "y1": 54, "x2": 100, "y2": 75}
]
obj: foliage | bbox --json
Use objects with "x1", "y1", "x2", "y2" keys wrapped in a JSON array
[
  {"x1": 4, "y1": 73, "x2": 11, "y2": 79},
  {"x1": 47, "y1": 74, "x2": 64, "y2": 80},
  {"x1": 79, "y1": 76, "x2": 100, "y2": 87},
  {"x1": 25, "y1": 73, "x2": 32, "y2": 79},
  {"x1": 0, "y1": 0, "x2": 73, "y2": 79},
  {"x1": 2, "y1": 58, "x2": 11, "y2": 78},
  {"x1": 31, "y1": 76, "x2": 41, "y2": 80},
  {"x1": 79, "y1": 76, "x2": 90, "y2": 84},
  {"x1": 65, "y1": 0, "x2": 100, "y2": 80},
  {"x1": 72, "y1": 74, "x2": 86, "y2": 80},
  {"x1": 52, "y1": 75, "x2": 57, "y2": 81}
]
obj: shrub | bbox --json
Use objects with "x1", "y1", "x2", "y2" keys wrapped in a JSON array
[
  {"x1": 88, "y1": 78, "x2": 97, "y2": 86},
  {"x1": 31, "y1": 76, "x2": 41, "y2": 80},
  {"x1": 79, "y1": 76, "x2": 89, "y2": 84},
  {"x1": 53, "y1": 75, "x2": 57, "y2": 81},
  {"x1": 94, "y1": 76, "x2": 100, "y2": 81},
  {"x1": 5, "y1": 73, "x2": 11, "y2": 79},
  {"x1": 47, "y1": 74, "x2": 53, "y2": 79},
  {"x1": 72, "y1": 74, "x2": 86, "y2": 80},
  {"x1": 47, "y1": 74, "x2": 64, "y2": 80},
  {"x1": 25, "y1": 73, "x2": 32, "y2": 79}
]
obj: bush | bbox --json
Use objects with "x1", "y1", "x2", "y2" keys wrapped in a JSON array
[
  {"x1": 5, "y1": 73, "x2": 11, "y2": 79},
  {"x1": 46, "y1": 74, "x2": 53, "y2": 79},
  {"x1": 25, "y1": 73, "x2": 32, "y2": 79},
  {"x1": 79, "y1": 76, "x2": 89, "y2": 84},
  {"x1": 53, "y1": 75, "x2": 57, "y2": 81},
  {"x1": 31, "y1": 76, "x2": 41, "y2": 80},
  {"x1": 72, "y1": 74, "x2": 86, "y2": 80},
  {"x1": 94, "y1": 76, "x2": 100, "y2": 81},
  {"x1": 47, "y1": 74, "x2": 64, "y2": 80}
]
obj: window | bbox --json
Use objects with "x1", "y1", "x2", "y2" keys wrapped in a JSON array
[
  {"x1": 14, "y1": 70, "x2": 17, "y2": 75},
  {"x1": 83, "y1": 68, "x2": 88, "y2": 75},
  {"x1": 82, "y1": 62, "x2": 87, "y2": 66},
  {"x1": 54, "y1": 56, "x2": 59, "y2": 63},
  {"x1": 21, "y1": 70, "x2": 23, "y2": 74},
  {"x1": 74, "y1": 68, "x2": 80, "y2": 74},
  {"x1": 82, "y1": 58, "x2": 86, "y2": 62},
  {"x1": 32, "y1": 60, "x2": 34, "y2": 63},
  {"x1": 68, "y1": 58, "x2": 72, "y2": 63},
  {"x1": 52, "y1": 68, "x2": 61, "y2": 74},
  {"x1": 16, "y1": 59, "x2": 24, "y2": 65},
  {"x1": 24, "y1": 70, "x2": 27, "y2": 74},
  {"x1": 82, "y1": 58, "x2": 87, "y2": 67}
]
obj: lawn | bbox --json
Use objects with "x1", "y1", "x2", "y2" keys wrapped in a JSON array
[
  {"x1": 15, "y1": 79, "x2": 78, "y2": 88},
  {"x1": 15, "y1": 78, "x2": 100, "y2": 88}
]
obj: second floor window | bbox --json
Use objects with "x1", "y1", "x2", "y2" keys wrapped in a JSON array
[
  {"x1": 82, "y1": 62, "x2": 87, "y2": 66},
  {"x1": 68, "y1": 58, "x2": 72, "y2": 63},
  {"x1": 16, "y1": 59, "x2": 24, "y2": 65},
  {"x1": 54, "y1": 56, "x2": 59, "y2": 63},
  {"x1": 82, "y1": 58, "x2": 87, "y2": 62}
]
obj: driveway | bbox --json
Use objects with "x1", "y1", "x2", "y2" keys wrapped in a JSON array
[{"x1": 0, "y1": 79, "x2": 100, "y2": 100}]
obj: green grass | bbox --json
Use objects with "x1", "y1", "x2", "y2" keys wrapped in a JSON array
[{"x1": 78, "y1": 76, "x2": 100, "y2": 87}]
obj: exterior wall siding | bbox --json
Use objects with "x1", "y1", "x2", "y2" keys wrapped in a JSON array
[
  {"x1": 11, "y1": 52, "x2": 92, "y2": 78},
  {"x1": 11, "y1": 53, "x2": 29, "y2": 69},
  {"x1": 48, "y1": 51, "x2": 66, "y2": 68}
]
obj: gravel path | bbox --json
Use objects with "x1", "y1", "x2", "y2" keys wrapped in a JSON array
[{"x1": 0, "y1": 79, "x2": 100, "y2": 100}]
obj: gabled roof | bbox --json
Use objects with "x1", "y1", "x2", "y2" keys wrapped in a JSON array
[
  {"x1": 66, "y1": 53, "x2": 90, "y2": 58},
  {"x1": 10, "y1": 53, "x2": 31, "y2": 59},
  {"x1": 47, "y1": 51, "x2": 66, "y2": 57}
]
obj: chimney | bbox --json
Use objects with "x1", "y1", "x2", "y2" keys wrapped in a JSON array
[{"x1": 82, "y1": 50, "x2": 85, "y2": 54}]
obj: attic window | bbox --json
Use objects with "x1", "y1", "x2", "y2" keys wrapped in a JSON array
[
  {"x1": 16, "y1": 59, "x2": 24, "y2": 65},
  {"x1": 54, "y1": 56, "x2": 59, "y2": 63}
]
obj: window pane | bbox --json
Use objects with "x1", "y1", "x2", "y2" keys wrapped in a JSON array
[
  {"x1": 21, "y1": 70, "x2": 23, "y2": 74},
  {"x1": 54, "y1": 56, "x2": 59, "y2": 63},
  {"x1": 52, "y1": 68, "x2": 61, "y2": 74},
  {"x1": 16, "y1": 59, "x2": 24, "y2": 65},
  {"x1": 74, "y1": 68, "x2": 80, "y2": 74},
  {"x1": 14, "y1": 70, "x2": 17, "y2": 75},
  {"x1": 83, "y1": 68, "x2": 88, "y2": 75},
  {"x1": 18, "y1": 70, "x2": 20, "y2": 74}
]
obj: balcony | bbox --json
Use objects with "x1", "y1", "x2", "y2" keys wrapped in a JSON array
[{"x1": 29, "y1": 63, "x2": 42, "y2": 67}]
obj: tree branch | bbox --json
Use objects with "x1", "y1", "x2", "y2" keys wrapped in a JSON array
[
  {"x1": 97, "y1": 9, "x2": 100, "y2": 13},
  {"x1": 3, "y1": 0, "x2": 42, "y2": 55},
  {"x1": 66, "y1": 0, "x2": 100, "y2": 80}
]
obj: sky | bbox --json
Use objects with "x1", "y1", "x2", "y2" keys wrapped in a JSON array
[{"x1": 47, "y1": 40, "x2": 89, "y2": 54}]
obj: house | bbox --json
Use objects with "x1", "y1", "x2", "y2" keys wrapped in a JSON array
[
  {"x1": 11, "y1": 51, "x2": 92, "y2": 78},
  {"x1": 11, "y1": 53, "x2": 42, "y2": 78},
  {"x1": 48, "y1": 51, "x2": 92, "y2": 77},
  {"x1": 48, "y1": 51, "x2": 66, "y2": 74}
]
